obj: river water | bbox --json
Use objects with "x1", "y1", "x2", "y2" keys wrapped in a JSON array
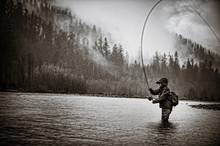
[{"x1": 0, "y1": 92, "x2": 219, "y2": 146}]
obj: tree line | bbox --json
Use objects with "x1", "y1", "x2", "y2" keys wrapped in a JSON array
[{"x1": 0, "y1": 0, "x2": 220, "y2": 101}]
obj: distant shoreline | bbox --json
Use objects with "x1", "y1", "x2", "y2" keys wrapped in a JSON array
[
  {"x1": 189, "y1": 104, "x2": 220, "y2": 111},
  {"x1": 0, "y1": 90, "x2": 219, "y2": 102},
  {"x1": 0, "y1": 90, "x2": 145, "y2": 99}
]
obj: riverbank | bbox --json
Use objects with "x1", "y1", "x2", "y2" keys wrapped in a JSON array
[
  {"x1": 189, "y1": 104, "x2": 220, "y2": 110},
  {"x1": 0, "y1": 90, "x2": 148, "y2": 100}
]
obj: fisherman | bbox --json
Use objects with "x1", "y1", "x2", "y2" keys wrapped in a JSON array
[{"x1": 149, "y1": 78, "x2": 172, "y2": 122}]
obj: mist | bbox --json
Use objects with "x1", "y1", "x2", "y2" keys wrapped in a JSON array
[
  {"x1": 55, "y1": 0, "x2": 220, "y2": 63},
  {"x1": 165, "y1": 0, "x2": 220, "y2": 51}
]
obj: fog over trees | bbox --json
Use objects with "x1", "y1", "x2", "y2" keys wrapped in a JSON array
[{"x1": 0, "y1": 0, "x2": 220, "y2": 101}]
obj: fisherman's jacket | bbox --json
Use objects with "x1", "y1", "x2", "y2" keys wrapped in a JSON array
[{"x1": 150, "y1": 86, "x2": 172, "y2": 109}]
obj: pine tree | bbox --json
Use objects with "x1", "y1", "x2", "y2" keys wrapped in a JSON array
[
  {"x1": 111, "y1": 44, "x2": 118, "y2": 65},
  {"x1": 152, "y1": 52, "x2": 160, "y2": 76},
  {"x1": 118, "y1": 44, "x2": 124, "y2": 65},
  {"x1": 103, "y1": 37, "x2": 110, "y2": 58},
  {"x1": 161, "y1": 53, "x2": 167, "y2": 74},
  {"x1": 174, "y1": 51, "x2": 180, "y2": 75},
  {"x1": 97, "y1": 36, "x2": 103, "y2": 55}
]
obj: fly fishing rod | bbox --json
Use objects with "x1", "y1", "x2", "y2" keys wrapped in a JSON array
[{"x1": 140, "y1": 0, "x2": 163, "y2": 91}]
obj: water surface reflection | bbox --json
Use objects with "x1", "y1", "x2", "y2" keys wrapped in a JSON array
[{"x1": 0, "y1": 92, "x2": 219, "y2": 146}]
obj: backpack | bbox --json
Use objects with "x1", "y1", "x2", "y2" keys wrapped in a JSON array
[{"x1": 169, "y1": 91, "x2": 179, "y2": 106}]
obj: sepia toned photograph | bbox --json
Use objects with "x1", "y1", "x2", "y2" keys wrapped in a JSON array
[{"x1": 0, "y1": 0, "x2": 220, "y2": 145}]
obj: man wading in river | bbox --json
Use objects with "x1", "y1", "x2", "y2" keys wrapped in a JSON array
[{"x1": 149, "y1": 78, "x2": 173, "y2": 123}]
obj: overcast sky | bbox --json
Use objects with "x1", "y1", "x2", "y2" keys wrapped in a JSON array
[{"x1": 56, "y1": 0, "x2": 220, "y2": 62}]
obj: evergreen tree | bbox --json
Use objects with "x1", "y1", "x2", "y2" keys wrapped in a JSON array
[
  {"x1": 118, "y1": 44, "x2": 124, "y2": 65},
  {"x1": 103, "y1": 37, "x2": 110, "y2": 58},
  {"x1": 161, "y1": 53, "x2": 167, "y2": 75},
  {"x1": 174, "y1": 51, "x2": 180, "y2": 75},
  {"x1": 111, "y1": 44, "x2": 118, "y2": 65}
]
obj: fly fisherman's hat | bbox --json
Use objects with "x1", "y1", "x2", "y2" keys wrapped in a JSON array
[{"x1": 156, "y1": 78, "x2": 168, "y2": 85}]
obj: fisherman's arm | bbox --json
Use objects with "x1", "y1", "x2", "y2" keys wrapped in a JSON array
[
  {"x1": 149, "y1": 88, "x2": 160, "y2": 95},
  {"x1": 152, "y1": 88, "x2": 170, "y2": 103}
]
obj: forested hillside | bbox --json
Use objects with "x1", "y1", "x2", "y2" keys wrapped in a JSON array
[
  {"x1": 0, "y1": 0, "x2": 138, "y2": 96},
  {"x1": 0, "y1": 0, "x2": 220, "y2": 101}
]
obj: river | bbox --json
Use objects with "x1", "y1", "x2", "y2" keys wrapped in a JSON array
[{"x1": 0, "y1": 92, "x2": 219, "y2": 146}]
